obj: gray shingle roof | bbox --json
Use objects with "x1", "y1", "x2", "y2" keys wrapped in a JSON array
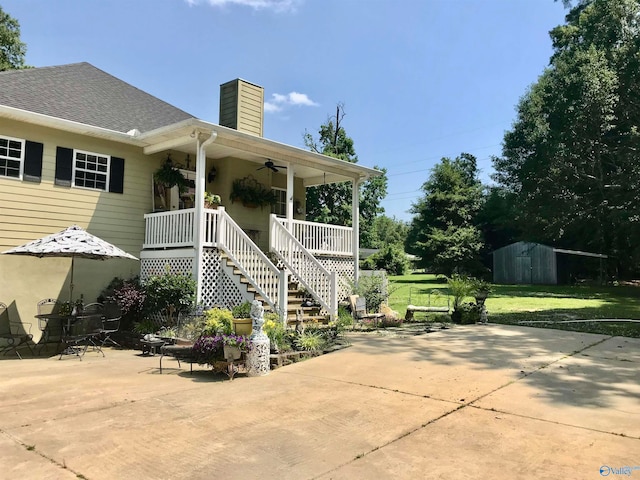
[{"x1": 0, "y1": 62, "x2": 194, "y2": 133}]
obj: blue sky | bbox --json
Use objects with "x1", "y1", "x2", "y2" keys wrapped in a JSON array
[{"x1": 4, "y1": 0, "x2": 568, "y2": 222}]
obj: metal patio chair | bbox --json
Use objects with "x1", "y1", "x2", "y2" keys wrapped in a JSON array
[
  {"x1": 36, "y1": 298, "x2": 63, "y2": 355},
  {"x1": 100, "y1": 300, "x2": 122, "y2": 348},
  {"x1": 0, "y1": 302, "x2": 35, "y2": 359}
]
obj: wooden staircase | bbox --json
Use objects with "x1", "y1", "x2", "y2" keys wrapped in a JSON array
[
  {"x1": 284, "y1": 281, "x2": 329, "y2": 326},
  {"x1": 221, "y1": 254, "x2": 329, "y2": 325}
]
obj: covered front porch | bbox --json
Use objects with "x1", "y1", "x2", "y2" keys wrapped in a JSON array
[{"x1": 135, "y1": 118, "x2": 381, "y2": 320}]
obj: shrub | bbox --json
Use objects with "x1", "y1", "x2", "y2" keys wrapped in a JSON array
[
  {"x1": 99, "y1": 276, "x2": 146, "y2": 331},
  {"x1": 133, "y1": 318, "x2": 158, "y2": 335},
  {"x1": 143, "y1": 273, "x2": 196, "y2": 322},
  {"x1": 202, "y1": 308, "x2": 234, "y2": 335},
  {"x1": 353, "y1": 273, "x2": 388, "y2": 313},
  {"x1": 295, "y1": 330, "x2": 325, "y2": 351},
  {"x1": 452, "y1": 302, "x2": 480, "y2": 324},
  {"x1": 336, "y1": 305, "x2": 353, "y2": 330},
  {"x1": 264, "y1": 314, "x2": 288, "y2": 352},
  {"x1": 365, "y1": 244, "x2": 410, "y2": 275}
]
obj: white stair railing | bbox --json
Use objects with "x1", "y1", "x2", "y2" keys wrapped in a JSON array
[
  {"x1": 270, "y1": 215, "x2": 338, "y2": 320},
  {"x1": 216, "y1": 207, "x2": 287, "y2": 316}
]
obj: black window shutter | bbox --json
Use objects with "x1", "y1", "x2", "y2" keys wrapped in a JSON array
[
  {"x1": 23, "y1": 140, "x2": 44, "y2": 183},
  {"x1": 54, "y1": 147, "x2": 73, "y2": 187},
  {"x1": 109, "y1": 156, "x2": 125, "y2": 194}
]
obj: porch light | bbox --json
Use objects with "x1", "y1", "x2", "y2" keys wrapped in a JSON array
[{"x1": 208, "y1": 166, "x2": 217, "y2": 183}]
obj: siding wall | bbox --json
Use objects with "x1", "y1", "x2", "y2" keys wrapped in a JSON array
[{"x1": 0, "y1": 119, "x2": 162, "y2": 329}]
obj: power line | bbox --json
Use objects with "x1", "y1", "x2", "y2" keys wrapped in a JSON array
[
  {"x1": 388, "y1": 155, "x2": 493, "y2": 177},
  {"x1": 373, "y1": 122, "x2": 508, "y2": 156}
]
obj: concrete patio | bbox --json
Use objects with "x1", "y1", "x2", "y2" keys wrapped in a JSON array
[{"x1": 1, "y1": 324, "x2": 638, "y2": 479}]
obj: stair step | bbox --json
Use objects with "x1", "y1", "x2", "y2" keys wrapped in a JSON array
[{"x1": 286, "y1": 315, "x2": 330, "y2": 325}]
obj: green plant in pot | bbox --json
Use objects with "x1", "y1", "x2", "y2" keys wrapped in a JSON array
[
  {"x1": 230, "y1": 175, "x2": 277, "y2": 208},
  {"x1": 204, "y1": 192, "x2": 221, "y2": 208},
  {"x1": 445, "y1": 274, "x2": 476, "y2": 324},
  {"x1": 154, "y1": 156, "x2": 188, "y2": 193}
]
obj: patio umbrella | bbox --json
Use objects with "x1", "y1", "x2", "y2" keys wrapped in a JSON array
[{"x1": 2, "y1": 225, "x2": 138, "y2": 303}]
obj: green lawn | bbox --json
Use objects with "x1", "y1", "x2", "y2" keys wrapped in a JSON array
[{"x1": 387, "y1": 273, "x2": 640, "y2": 337}]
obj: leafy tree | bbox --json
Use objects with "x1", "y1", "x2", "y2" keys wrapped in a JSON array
[
  {"x1": 493, "y1": 0, "x2": 640, "y2": 276},
  {"x1": 361, "y1": 243, "x2": 409, "y2": 275},
  {"x1": 476, "y1": 186, "x2": 522, "y2": 252},
  {"x1": 0, "y1": 6, "x2": 27, "y2": 71},
  {"x1": 369, "y1": 215, "x2": 409, "y2": 249},
  {"x1": 304, "y1": 104, "x2": 388, "y2": 245},
  {"x1": 406, "y1": 153, "x2": 484, "y2": 275}
]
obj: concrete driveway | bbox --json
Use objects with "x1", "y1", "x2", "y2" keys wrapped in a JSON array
[{"x1": 0, "y1": 324, "x2": 638, "y2": 479}]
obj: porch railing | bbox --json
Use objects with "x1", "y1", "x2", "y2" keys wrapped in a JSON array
[
  {"x1": 270, "y1": 215, "x2": 338, "y2": 320},
  {"x1": 143, "y1": 208, "x2": 221, "y2": 248},
  {"x1": 276, "y1": 218, "x2": 353, "y2": 256},
  {"x1": 217, "y1": 208, "x2": 287, "y2": 316},
  {"x1": 143, "y1": 209, "x2": 195, "y2": 249}
]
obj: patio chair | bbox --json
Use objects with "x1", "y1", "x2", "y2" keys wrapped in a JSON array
[
  {"x1": 59, "y1": 312, "x2": 104, "y2": 360},
  {"x1": 100, "y1": 300, "x2": 122, "y2": 348},
  {"x1": 349, "y1": 295, "x2": 385, "y2": 328},
  {"x1": 0, "y1": 302, "x2": 35, "y2": 359},
  {"x1": 36, "y1": 298, "x2": 63, "y2": 355},
  {"x1": 82, "y1": 303, "x2": 106, "y2": 356}
]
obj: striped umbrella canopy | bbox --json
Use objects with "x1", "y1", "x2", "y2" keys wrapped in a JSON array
[{"x1": 2, "y1": 225, "x2": 138, "y2": 302}]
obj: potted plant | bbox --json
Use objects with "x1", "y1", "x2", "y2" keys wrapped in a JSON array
[
  {"x1": 230, "y1": 175, "x2": 277, "y2": 208},
  {"x1": 204, "y1": 192, "x2": 221, "y2": 209},
  {"x1": 231, "y1": 301, "x2": 253, "y2": 335},
  {"x1": 154, "y1": 156, "x2": 188, "y2": 193},
  {"x1": 446, "y1": 274, "x2": 475, "y2": 324},
  {"x1": 221, "y1": 333, "x2": 251, "y2": 360},
  {"x1": 192, "y1": 333, "x2": 251, "y2": 364}
]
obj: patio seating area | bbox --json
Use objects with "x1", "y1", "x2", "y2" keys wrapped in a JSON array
[{"x1": 0, "y1": 324, "x2": 637, "y2": 479}]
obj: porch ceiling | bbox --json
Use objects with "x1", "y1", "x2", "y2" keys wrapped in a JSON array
[{"x1": 138, "y1": 119, "x2": 382, "y2": 186}]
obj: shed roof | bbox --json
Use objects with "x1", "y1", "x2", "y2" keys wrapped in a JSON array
[
  {"x1": 492, "y1": 242, "x2": 607, "y2": 259},
  {"x1": 0, "y1": 62, "x2": 194, "y2": 133}
]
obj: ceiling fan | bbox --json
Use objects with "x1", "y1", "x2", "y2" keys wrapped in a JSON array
[{"x1": 258, "y1": 160, "x2": 286, "y2": 173}]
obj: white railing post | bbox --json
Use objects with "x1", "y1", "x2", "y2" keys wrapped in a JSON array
[
  {"x1": 330, "y1": 271, "x2": 338, "y2": 319},
  {"x1": 279, "y1": 270, "x2": 288, "y2": 326}
]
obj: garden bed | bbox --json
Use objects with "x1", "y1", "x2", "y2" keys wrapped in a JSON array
[{"x1": 269, "y1": 343, "x2": 351, "y2": 369}]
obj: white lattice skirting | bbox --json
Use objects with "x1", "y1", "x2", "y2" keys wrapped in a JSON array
[
  {"x1": 139, "y1": 250, "x2": 355, "y2": 311},
  {"x1": 315, "y1": 255, "x2": 355, "y2": 302}
]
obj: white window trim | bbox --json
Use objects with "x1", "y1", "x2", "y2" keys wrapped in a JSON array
[
  {"x1": 0, "y1": 134, "x2": 25, "y2": 181},
  {"x1": 72, "y1": 148, "x2": 111, "y2": 191},
  {"x1": 272, "y1": 187, "x2": 287, "y2": 217}
]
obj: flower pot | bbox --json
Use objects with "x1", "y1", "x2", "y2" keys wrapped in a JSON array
[
  {"x1": 232, "y1": 318, "x2": 252, "y2": 336},
  {"x1": 223, "y1": 345, "x2": 242, "y2": 361}
]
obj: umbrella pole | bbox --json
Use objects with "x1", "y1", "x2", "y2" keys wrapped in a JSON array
[{"x1": 70, "y1": 256, "x2": 75, "y2": 303}]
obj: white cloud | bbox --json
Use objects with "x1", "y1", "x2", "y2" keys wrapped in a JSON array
[
  {"x1": 264, "y1": 92, "x2": 319, "y2": 113},
  {"x1": 186, "y1": 0, "x2": 301, "y2": 13}
]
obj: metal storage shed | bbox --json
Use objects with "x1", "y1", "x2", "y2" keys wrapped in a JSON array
[{"x1": 492, "y1": 241, "x2": 607, "y2": 285}]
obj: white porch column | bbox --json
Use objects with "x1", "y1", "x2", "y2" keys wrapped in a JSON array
[
  {"x1": 352, "y1": 177, "x2": 361, "y2": 284},
  {"x1": 286, "y1": 162, "x2": 294, "y2": 229},
  {"x1": 194, "y1": 130, "x2": 217, "y2": 304}
]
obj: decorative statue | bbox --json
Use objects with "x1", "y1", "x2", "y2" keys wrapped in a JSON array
[
  {"x1": 247, "y1": 300, "x2": 270, "y2": 377},
  {"x1": 250, "y1": 300, "x2": 265, "y2": 332}
]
